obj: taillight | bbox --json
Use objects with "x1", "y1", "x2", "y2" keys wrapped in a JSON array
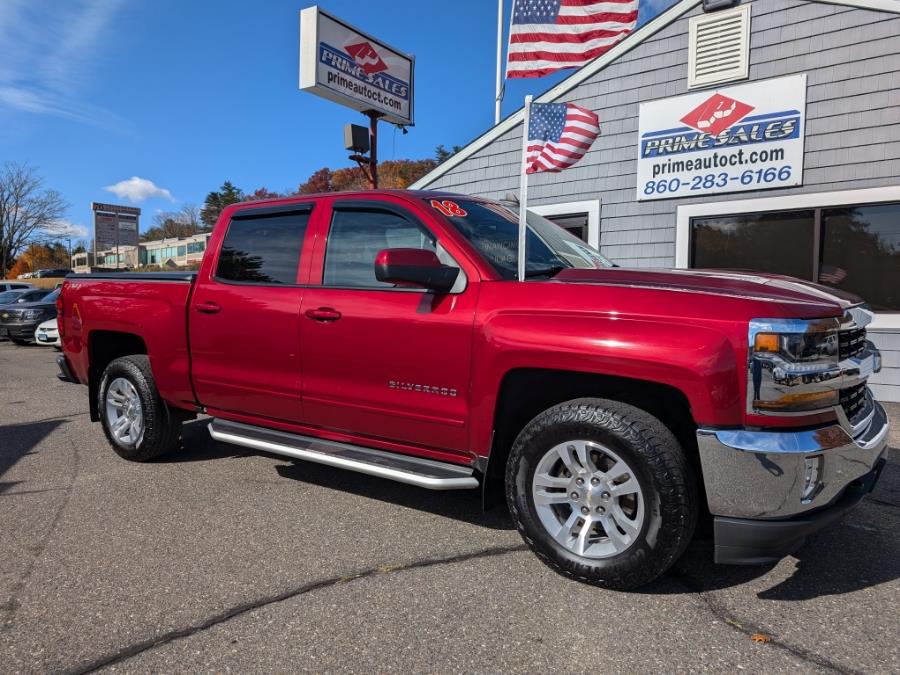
[{"x1": 56, "y1": 291, "x2": 65, "y2": 337}]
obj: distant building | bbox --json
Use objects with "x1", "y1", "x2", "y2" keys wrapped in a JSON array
[
  {"x1": 70, "y1": 232, "x2": 212, "y2": 272},
  {"x1": 140, "y1": 232, "x2": 211, "y2": 268}
]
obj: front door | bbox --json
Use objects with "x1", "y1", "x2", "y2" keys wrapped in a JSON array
[
  {"x1": 189, "y1": 204, "x2": 314, "y2": 423},
  {"x1": 300, "y1": 198, "x2": 477, "y2": 456}
]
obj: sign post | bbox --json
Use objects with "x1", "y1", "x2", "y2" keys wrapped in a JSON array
[{"x1": 517, "y1": 94, "x2": 532, "y2": 282}]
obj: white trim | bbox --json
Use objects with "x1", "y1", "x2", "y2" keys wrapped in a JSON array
[
  {"x1": 675, "y1": 185, "x2": 900, "y2": 329},
  {"x1": 409, "y1": 0, "x2": 703, "y2": 189},
  {"x1": 411, "y1": 0, "x2": 900, "y2": 191},
  {"x1": 530, "y1": 199, "x2": 602, "y2": 250}
]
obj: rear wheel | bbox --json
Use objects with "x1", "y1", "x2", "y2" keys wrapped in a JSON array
[
  {"x1": 506, "y1": 398, "x2": 698, "y2": 590},
  {"x1": 98, "y1": 355, "x2": 181, "y2": 461}
]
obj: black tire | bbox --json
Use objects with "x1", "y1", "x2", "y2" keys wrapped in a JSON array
[
  {"x1": 11, "y1": 337, "x2": 31, "y2": 345},
  {"x1": 98, "y1": 355, "x2": 181, "y2": 461},
  {"x1": 506, "y1": 398, "x2": 698, "y2": 591}
]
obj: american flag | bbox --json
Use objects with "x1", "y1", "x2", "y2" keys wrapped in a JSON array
[
  {"x1": 526, "y1": 102, "x2": 600, "y2": 173},
  {"x1": 507, "y1": 0, "x2": 639, "y2": 79}
]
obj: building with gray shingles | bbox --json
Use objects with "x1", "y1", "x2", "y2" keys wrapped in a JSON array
[{"x1": 411, "y1": 0, "x2": 900, "y2": 401}]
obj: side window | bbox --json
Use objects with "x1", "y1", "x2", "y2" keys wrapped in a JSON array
[
  {"x1": 323, "y1": 208, "x2": 436, "y2": 288},
  {"x1": 217, "y1": 210, "x2": 310, "y2": 284}
]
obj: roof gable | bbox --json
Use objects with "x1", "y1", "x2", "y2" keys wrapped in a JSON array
[{"x1": 411, "y1": 0, "x2": 900, "y2": 189}]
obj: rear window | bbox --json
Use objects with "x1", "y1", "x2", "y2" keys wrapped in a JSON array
[{"x1": 216, "y1": 209, "x2": 311, "y2": 284}]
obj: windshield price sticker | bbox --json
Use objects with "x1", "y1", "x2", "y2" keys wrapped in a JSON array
[
  {"x1": 431, "y1": 200, "x2": 467, "y2": 217},
  {"x1": 636, "y1": 74, "x2": 806, "y2": 200}
]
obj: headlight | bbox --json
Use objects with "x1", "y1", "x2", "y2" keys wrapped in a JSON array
[{"x1": 748, "y1": 318, "x2": 841, "y2": 414}]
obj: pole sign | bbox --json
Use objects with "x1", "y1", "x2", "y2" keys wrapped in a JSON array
[
  {"x1": 299, "y1": 6, "x2": 414, "y2": 126},
  {"x1": 91, "y1": 202, "x2": 140, "y2": 252},
  {"x1": 636, "y1": 74, "x2": 806, "y2": 201}
]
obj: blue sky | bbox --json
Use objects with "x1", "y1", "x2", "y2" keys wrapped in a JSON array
[{"x1": 0, "y1": 0, "x2": 675, "y2": 240}]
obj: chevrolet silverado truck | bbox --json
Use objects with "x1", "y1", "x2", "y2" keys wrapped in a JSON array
[{"x1": 57, "y1": 190, "x2": 889, "y2": 590}]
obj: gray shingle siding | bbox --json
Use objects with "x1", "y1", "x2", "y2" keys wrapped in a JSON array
[{"x1": 419, "y1": 0, "x2": 900, "y2": 400}]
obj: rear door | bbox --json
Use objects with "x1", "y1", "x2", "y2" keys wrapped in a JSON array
[
  {"x1": 189, "y1": 203, "x2": 315, "y2": 423},
  {"x1": 299, "y1": 197, "x2": 479, "y2": 456}
]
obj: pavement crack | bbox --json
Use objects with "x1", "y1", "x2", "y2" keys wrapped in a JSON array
[
  {"x1": 62, "y1": 543, "x2": 529, "y2": 674},
  {"x1": 667, "y1": 570, "x2": 862, "y2": 675}
]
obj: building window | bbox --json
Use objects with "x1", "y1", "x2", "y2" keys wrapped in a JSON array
[
  {"x1": 177, "y1": 245, "x2": 186, "y2": 257},
  {"x1": 545, "y1": 213, "x2": 589, "y2": 243},
  {"x1": 690, "y1": 202, "x2": 900, "y2": 312},
  {"x1": 687, "y1": 4, "x2": 751, "y2": 89},
  {"x1": 187, "y1": 241, "x2": 205, "y2": 254}
]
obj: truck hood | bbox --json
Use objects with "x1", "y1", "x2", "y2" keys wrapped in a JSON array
[{"x1": 554, "y1": 268, "x2": 861, "y2": 314}]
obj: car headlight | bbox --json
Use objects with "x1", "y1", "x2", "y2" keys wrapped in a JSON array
[{"x1": 748, "y1": 318, "x2": 841, "y2": 414}]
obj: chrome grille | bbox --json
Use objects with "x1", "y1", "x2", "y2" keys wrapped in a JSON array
[
  {"x1": 839, "y1": 326, "x2": 866, "y2": 360},
  {"x1": 840, "y1": 383, "x2": 867, "y2": 424}
]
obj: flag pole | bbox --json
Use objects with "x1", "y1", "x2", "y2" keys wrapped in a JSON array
[
  {"x1": 495, "y1": 0, "x2": 504, "y2": 124},
  {"x1": 517, "y1": 94, "x2": 532, "y2": 282}
]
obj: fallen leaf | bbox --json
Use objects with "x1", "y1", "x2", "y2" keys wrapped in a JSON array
[{"x1": 751, "y1": 633, "x2": 772, "y2": 644}]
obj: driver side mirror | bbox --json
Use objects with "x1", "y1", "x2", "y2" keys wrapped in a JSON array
[{"x1": 374, "y1": 248, "x2": 459, "y2": 293}]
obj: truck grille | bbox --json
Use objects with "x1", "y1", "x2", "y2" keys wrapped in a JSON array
[
  {"x1": 839, "y1": 383, "x2": 868, "y2": 424},
  {"x1": 838, "y1": 326, "x2": 866, "y2": 360}
]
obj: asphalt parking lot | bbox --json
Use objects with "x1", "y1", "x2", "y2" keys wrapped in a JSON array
[{"x1": 1, "y1": 341, "x2": 898, "y2": 674}]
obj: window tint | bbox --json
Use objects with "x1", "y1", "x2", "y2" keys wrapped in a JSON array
[
  {"x1": 821, "y1": 204, "x2": 900, "y2": 312},
  {"x1": 691, "y1": 210, "x2": 815, "y2": 279},
  {"x1": 323, "y1": 208, "x2": 436, "y2": 288},
  {"x1": 217, "y1": 211, "x2": 310, "y2": 284}
]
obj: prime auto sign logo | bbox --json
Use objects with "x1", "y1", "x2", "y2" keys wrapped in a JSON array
[
  {"x1": 636, "y1": 75, "x2": 806, "y2": 200},
  {"x1": 344, "y1": 41, "x2": 387, "y2": 75},
  {"x1": 300, "y1": 7, "x2": 414, "y2": 126}
]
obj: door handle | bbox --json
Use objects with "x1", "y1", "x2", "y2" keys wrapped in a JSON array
[
  {"x1": 305, "y1": 307, "x2": 342, "y2": 322},
  {"x1": 195, "y1": 301, "x2": 222, "y2": 314}
]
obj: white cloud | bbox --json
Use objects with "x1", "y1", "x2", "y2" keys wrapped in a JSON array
[
  {"x1": 43, "y1": 220, "x2": 89, "y2": 239},
  {"x1": 0, "y1": 0, "x2": 126, "y2": 124},
  {"x1": 104, "y1": 177, "x2": 174, "y2": 203}
]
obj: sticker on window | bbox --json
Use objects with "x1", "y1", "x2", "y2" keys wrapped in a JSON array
[{"x1": 430, "y1": 199, "x2": 467, "y2": 217}]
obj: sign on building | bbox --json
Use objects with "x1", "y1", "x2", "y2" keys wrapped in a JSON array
[
  {"x1": 636, "y1": 74, "x2": 806, "y2": 201},
  {"x1": 91, "y1": 202, "x2": 140, "y2": 252},
  {"x1": 299, "y1": 6, "x2": 414, "y2": 126}
]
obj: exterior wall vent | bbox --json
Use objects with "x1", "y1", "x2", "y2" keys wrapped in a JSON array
[{"x1": 688, "y1": 4, "x2": 751, "y2": 89}]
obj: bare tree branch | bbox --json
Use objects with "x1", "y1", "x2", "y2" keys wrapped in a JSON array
[{"x1": 0, "y1": 161, "x2": 68, "y2": 277}]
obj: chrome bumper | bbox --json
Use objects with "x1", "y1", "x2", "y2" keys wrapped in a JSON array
[{"x1": 697, "y1": 393, "x2": 889, "y2": 519}]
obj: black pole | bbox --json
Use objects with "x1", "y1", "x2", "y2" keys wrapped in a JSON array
[{"x1": 367, "y1": 111, "x2": 380, "y2": 189}]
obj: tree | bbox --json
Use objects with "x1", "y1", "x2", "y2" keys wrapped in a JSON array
[
  {"x1": 435, "y1": 144, "x2": 463, "y2": 163},
  {"x1": 243, "y1": 187, "x2": 283, "y2": 202},
  {"x1": 143, "y1": 203, "x2": 205, "y2": 241},
  {"x1": 0, "y1": 162, "x2": 68, "y2": 277},
  {"x1": 200, "y1": 181, "x2": 243, "y2": 228},
  {"x1": 294, "y1": 159, "x2": 437, "y2": 194},
  {"x1": 296, "y1": 168, "x2": 333, "y2": 194}
]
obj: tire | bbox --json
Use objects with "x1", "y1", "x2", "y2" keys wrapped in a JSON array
[
  {"x1": 98, "y1": 355, "x2": 181, "y2": 461},
  {"x1": 506, "y1": 398, "x2": 698, "y2": 591},
  {"x1": 11, "y1": 338, "x2": 31, "y2": 345}
]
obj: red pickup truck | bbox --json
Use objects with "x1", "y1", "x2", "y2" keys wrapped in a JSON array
[{"x1": 57, "y1": 190, "x2": 889, "y2": 589}]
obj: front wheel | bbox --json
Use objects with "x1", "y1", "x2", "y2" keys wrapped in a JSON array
[
  {"x1": 506, "y1": 398, "x2": 698, "y2": 590},
  {"x1": 11, "y1": 337, "x2": 31, "y2": 345},
  {"x1": 98, "y1": 355, "x2": 181, "y2": 461}
]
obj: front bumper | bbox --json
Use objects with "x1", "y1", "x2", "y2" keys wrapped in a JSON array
[
  {"x1": 698, "y1": 394, "x2": 889, "y2": 563},
  {"x1": 0, "y1": 321, "x2": 41, "y2": 340}
]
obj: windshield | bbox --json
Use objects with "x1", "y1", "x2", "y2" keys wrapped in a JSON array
[
  {"x1": 0, "y1": 290, "x2": 24, "y2": 304},
  {"x1": 428, "y1": 199, "x2": 613, "y2": 279},
  {"x1": 44, "y1": 289, "x2": 60, "y2": 303}
]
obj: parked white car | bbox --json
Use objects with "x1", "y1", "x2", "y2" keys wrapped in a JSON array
[{"x1": 34, "y1": 318, "x2": 60, "y2": 348}]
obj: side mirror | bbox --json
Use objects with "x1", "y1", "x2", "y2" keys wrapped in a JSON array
[{"x1": 374, "y1": 248, "x2": 459, "y2": 293}]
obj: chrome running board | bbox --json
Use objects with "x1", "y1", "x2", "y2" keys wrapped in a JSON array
[{"x1": 208, "y1": 418, "x2": 479, "y2": 490}]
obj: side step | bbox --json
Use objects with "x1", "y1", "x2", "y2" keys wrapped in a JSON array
[{"x1": 208, "y1": 418, "x2": 479, "y2": 490}]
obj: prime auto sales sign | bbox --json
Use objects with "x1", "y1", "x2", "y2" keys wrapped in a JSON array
[
  {"x1": 300, "y1": 6, "x2": 414, "y2": 126},
  {"x1": 636, "y1": 74, "x2": 806, "y2": 200}
]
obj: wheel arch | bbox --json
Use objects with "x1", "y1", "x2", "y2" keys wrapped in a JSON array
[
  {"x1": 482, "y1": 368, "x2": 701, "y2": 510},
  {"x1": 87, "y1": 330, "x2": 148, "y2": 421}
]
